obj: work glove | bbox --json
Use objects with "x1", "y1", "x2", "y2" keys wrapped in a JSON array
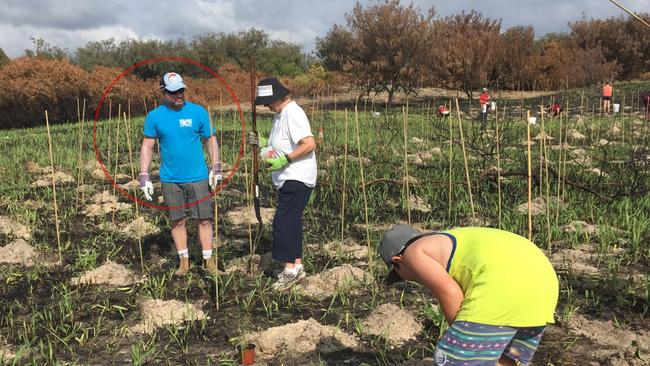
[
  {"x1": 138, "y1": 173, "x2": 154, "y2": 201},
  {"x1": 247, "y1": 131, "x2": 267, "y2": 147},
  {"x1": 264, "y1": 154, "x2": 291, "y2": 171},
  {"x1": 208, "y1": 161, "x2": 223, "y2": 190}
]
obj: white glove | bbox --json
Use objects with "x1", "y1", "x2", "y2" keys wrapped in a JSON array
[
  {"x1": 208, "y1": 162, "x2": 223, "y2": 190},
  {"x1": 138, "y1": 173, "x2": 154, "y2": 201}
]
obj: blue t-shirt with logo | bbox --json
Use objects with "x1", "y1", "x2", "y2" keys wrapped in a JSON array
[{"x1": 143, "y1": 102, "x2": 211, "y2": 183}]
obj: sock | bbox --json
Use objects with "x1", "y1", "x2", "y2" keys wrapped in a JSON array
[
  {"x1": 177, "y1": 249, "x2": 189, "y2": 258},
  {"x1": 202, "y1": 250, "x2": 213, "y2": 260},
  {"x1": 295, "y1": 264, "x2": 303, "y2": 271},
  {"x1": 284, "y1": 267, "x2": 298, "y2": 276}
]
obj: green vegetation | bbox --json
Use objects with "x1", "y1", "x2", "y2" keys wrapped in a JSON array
[{"x1": 0, "y1": 82, "x2": 649, "y2": 364}]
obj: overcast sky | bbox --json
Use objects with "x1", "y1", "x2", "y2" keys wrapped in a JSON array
[{"x1": 1, "y1": 0, "x2": 648, "y2": 58}]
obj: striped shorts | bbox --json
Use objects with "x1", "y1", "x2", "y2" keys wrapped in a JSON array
[{"x1": 434, "y1": 321, "x2": 545, "y2": 365}]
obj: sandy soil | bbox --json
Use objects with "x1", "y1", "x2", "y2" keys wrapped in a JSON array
[
  {"x1": 297, "y1": 264, "x2": 366, "y2": 298},
  {"x1": 563, "y1": 220, "x2": 599, "y2": 235},
  {"x1": 119, "y1": 216, "x2": 161, "y2": 238},
  {"x1": 318, "y1": 238, "x2": 368, "y2": 260},
  {"x1": 516, "y1": 196, "x2": 547, "y2": 216},
  {"x1": 0, "y1": 216, "x2": 31, "y2": 241},
  {"x1": 408, "y1": 195, "x2": 431, "y2": 213},
  {"x1": 245, "y1": 318, "x2": 359, "y2": 361},
  {"x1": 0, "y1": 239, "x2": 40, "y2": 266},
  {"x1": 224, "y1": 252, "x2": 281, "y2": 275},
  {"x1": 72, "y1": 260, "x2": 145, "y2": 287},
  {"x1": 30, "y1": 171, "x2": 75, "y2": 187},
  {"x1": 129, "y1": 298, "x2": 207, "y2": 335},
  {"x1": 361, "y1": 303, "x2": 423, "y2": 345},
  {"x1": 224, "y1": 206, "x2": 275, "y2": 237},
  {"x1": 82, "y1": 191, "x2": 132, "y2": 217}
]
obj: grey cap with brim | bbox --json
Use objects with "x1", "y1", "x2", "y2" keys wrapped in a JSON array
[{"x1": 380, "y1": 224, "x2": 424, "y2": 284}]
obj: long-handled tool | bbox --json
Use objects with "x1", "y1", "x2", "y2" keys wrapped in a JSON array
[{"x1": 249, "y1": 56, "x2": 264, "y2": 271}]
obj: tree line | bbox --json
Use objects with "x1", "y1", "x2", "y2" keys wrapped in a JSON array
[
  {"x1": 10, "y1": 28, "x2": 310, "y2": 79},
  {"x1": 316, "y1": 1, "x2": 649, "y2": 102},
  {"x1": 1, "y1": 0, "x2": 648, "y2": 123}
]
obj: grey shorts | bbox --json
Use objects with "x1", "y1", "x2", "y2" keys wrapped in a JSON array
[{"x1": 161, "y1": 180, "x2": 213, "y2": 221}]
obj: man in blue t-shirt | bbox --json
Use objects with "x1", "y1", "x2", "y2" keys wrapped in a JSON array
[{"x1": 139, "y1": 72, "x2": 222, "y2": 276}]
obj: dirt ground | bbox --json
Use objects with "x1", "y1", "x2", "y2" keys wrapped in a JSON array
[{"x1": 71, "y1": 260, "x2": 145, "y2": 287}]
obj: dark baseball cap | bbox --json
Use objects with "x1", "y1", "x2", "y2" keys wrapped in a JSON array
[
  {"x1": 380, "y1": 224, "x2": 426, "y2": 284},
  {"x1": 255, "y1": 77, "x2": 290, "y2": 105}
]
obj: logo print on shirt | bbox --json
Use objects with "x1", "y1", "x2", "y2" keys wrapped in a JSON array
[{"x1": 179, "y1": 119, "x2": 192, "y2": 127}]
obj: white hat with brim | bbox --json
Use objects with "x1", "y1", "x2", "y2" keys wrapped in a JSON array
[{"x1": 160, "y1": 72, "x2": 186, "y2": 92}]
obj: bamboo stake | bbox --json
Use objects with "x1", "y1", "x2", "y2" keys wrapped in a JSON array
[
  {"x1": 45, "y1": 110, "x2": 62, "y2": 264},
  {"x1": 208, "y1": 106, "x2": 220, "y2": 309},
  {"x1": 455, "y1": 98, "x2": 475, "y2": 219},
  {"x1": 495, "y1": 102, "x2": 502, "y2": 229},
  {"x1": 107, "y1": 100, "x2": 112, "y2": 165},
  {"x1": 555, "y1": 108, "x2": 564, "y2": 227},
  {"x1": 75, "y1": 98, "x2": 84, "y2": 208},
  {"x1": 448, "y1": 99, "x2": 454, "y2": 219},
  {"x1": 526, "y1": 111, "x2": 533, "y2": 240},
  {"x1": 354, "y1": 106, "x2": 372, "y2": 261},
  {"x1": 541, "y1": 108, "x2": 552, "y2": 251},
  {"x1": 340, "y1": 109, "x2": 349, "y2": 242},
  {"x1": 402, "y1": 105, "x2": 411, "y2": 225},
  {"x1": 111, "y1": 104, "x2": 122, "y2": 224},
  {"x1": 122, "y1": 112, "x2": 145, "y2": 271}
]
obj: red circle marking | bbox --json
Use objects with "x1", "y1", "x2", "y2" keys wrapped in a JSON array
[{"x1": 92, "y1": 57, "x2": 246, "y2": 210}]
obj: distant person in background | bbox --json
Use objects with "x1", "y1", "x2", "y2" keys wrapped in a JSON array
[
  {"x1": 479, "y1": 88, "x2": 490, "y2": 123},
  {"x1": 437, "y1": 105, "x2": 450, "y2": 117},
  {"x1": 248, "y1": 77, "x2": 317, "y2": 291},
  {"x1": 380, "y1": 224, "x2": 559, "y2": 366},
  {"x1": 602, "y1": 81, "x2": 613, "y2": 113},
  {"x1": 548, "y1": 103, "x2": 563, "y2": 119},
  {"x1": 139, "y1": 72, "x2": 222, "y2": 276}
]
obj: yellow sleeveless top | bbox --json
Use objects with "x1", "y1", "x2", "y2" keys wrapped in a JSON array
[{"x1": 441, "y1": 227, "x2": 558, "y2": 327}]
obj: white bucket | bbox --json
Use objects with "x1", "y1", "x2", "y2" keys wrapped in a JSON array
[
  {"x1": 613, "y1": 103, "x2": 620, "y2": 113},
  {"x1": 490, "y1": 101, "x2": 496, "y2": 110},
  {"x1": 528, "y1": 117, "x2": 537, "y2": 125}
]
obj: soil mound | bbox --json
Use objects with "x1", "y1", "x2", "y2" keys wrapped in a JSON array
[
  {"x1": 567, "y1": 314, "x2": 650, "y2": 360},
  {"x1": 0, "y1": 239, "x2": 39, "y2": 266},
  {"x1": 320, "y1": 239, "x2": 368, "y2": 260},
  {"x1": 120, "y1": 217, "x2": 161, "y2": 238},
  {"x1": 130, "y1": 298, "x2": 207, "y2": 335},
  {"x1": 245, "y1": 318, "x2": 359, "y2": 361},
  {"x1": 361, "y1": 303, "x2": 422, "y2": 345},
  {"x1": 31, "y1": 171, "x2": 75, "y2": 187},
  {"x1": 298, "y1": 264, "x2": 366, "y2": 298},
  {"x1": 563, "y1": 221, "x2": 599, "y2": 235},
  {"x1": 550, "y1": 244, "x2": 599, "y2": 276},
  {"x1": 224, "y1": 252, "x2": 281, "y2": 275},
  {"x1": 224, "y1": 206, "x2": 275, "y2": 237},
  {"x1": 409, "y1": 195, "x2": 430, "y2": 213},
  {"x1": 516, "y1": 197, "x2": 547, "y2": 216},
  {"x1": 0, "y1": 216, "x2": 32, "y2": 240},
  {"x1": 72, "y1": 260, "x2": 144, "y2": 286},
  {"x1": 83, "y1": 191, "x2": 131, "y2": 217}
]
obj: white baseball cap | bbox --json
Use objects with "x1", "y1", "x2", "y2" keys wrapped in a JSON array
[{"x1": 159, "y1": 72, "x2": 186, "y2": 92}]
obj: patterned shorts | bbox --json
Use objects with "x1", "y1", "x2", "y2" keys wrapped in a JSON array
[
  {"x1": 161, "y1": 180, "x2": 213, "y2": 221},
  {"x1": 434, "y1": 321, "x2": 545, "y2": 365}
]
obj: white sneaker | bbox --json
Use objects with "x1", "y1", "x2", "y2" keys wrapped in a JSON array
[{"x1": 272, "y1": 268, "x2": 306, "y2": 290}]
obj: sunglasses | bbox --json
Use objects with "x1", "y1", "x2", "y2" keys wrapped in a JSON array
[{"x1": 165, "y1": 88, "x2": 185, "y2": 96}]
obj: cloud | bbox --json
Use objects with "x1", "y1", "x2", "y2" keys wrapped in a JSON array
[{"x1": 0, "y1": 0, "x2": 643, "y2": 58}]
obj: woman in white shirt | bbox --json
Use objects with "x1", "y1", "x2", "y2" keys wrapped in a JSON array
[{"x1": 249, "y1": 77, "x2": 317, "y2": 290}]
